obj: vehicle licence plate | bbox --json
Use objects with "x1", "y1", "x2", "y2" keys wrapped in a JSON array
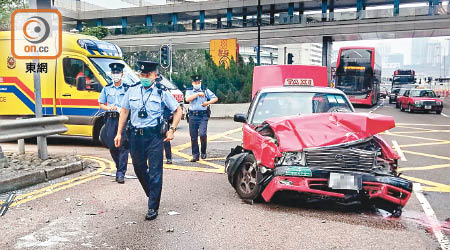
[
  {"x1": 328, "y1": 173, "x2": 362, "y2": 190},
  {"x1": 425, "y1": 105, "x2": 431, "y2": 109}
]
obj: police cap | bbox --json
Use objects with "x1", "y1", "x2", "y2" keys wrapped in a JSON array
[
  {"x1": 191, "y1": 74, "x2": 202, "y2": 82},
  {"x1": 109, "y1": 63, "x2": 125, "y2": 73},
  {"x1": 137, "y1": 61, "x2": 159, "y2": 74}
]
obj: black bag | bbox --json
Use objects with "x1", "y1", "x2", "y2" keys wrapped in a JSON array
[{"x1": 160, "y1": 118, "x2": 169, "y2": 136}]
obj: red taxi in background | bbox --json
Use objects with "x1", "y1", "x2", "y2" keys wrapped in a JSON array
[
  {"x1": 398, "y1": 89, "x2": 443, "y2": 114},
  {"x1": 225, "y1": 65, "x2": 412, "y2": 217}
]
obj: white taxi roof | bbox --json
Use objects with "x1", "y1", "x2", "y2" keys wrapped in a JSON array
[{"x1": 258, "y1": 86, "x2": 345, "y2": 95}]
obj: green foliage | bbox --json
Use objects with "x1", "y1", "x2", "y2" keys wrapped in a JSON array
[
  {"x1": 0, "y1": 0, "x2": 27, "y2": 31},
  {"x1": 80, "y1": 26, "x2": 109, "y2": 40},
  {"x1": 123, "y1": 49, "x2": 254, "y2": 103}
]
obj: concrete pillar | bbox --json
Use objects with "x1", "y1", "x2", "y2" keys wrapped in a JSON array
[
  {"x1": 200, "y1": 10, "x2": 205, "y2": 30},
  {"x1": 18, "y1": 139, "x2": 25, "y2": 154},
  {"x1": 217, "y1": 16, "x2": 222, "y2": 29},
  {"x1": 192, "y1": 19, "x2": 197, "y2": 30},
  {"x1": 227, "y1": 8, "x2": 232, "y2": 28},
  {"x1": 243, "y1": 7, "x2": 247, "y2": 27},
  {"x1": 298, "y1": 2, "x2": 304, "y2": 24},
  {"x1": 329, "y1": 0, "x2": 335, "y2": 21},
  {"x1": 96, "y1": 18, "x2": 103, "y2": 26},
  {"x1": 393, "y1": 0, "x2": 400, "y2": 16},
  {"x1": 357, "y1": 0, "x2": 366, "y2": 19},
  {"x1": 322, "y1": 36, "x2": 333, "y2": 84},
  {"x1": 172, "y1": 13, "x2": 178, "y2": 26},
  {"x1": 76, "y1": 20, "x2": 82, "y2": 31},
  {"x1": 288, "y1": 3, "x2": 294, "y2": 23},
  {"x1": 146, "y1": 15, "x2": 152, "y2": 27},
  {"x1": 321, "y1": 0, "x2": 327, "y2": 21},
  {"x1": 270, "y1": 4, "x2": 275, "y2": 25}
]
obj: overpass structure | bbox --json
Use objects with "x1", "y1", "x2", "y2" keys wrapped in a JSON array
[{"x1": 58, "y1": 0, "x2": 450, "y2": 49}]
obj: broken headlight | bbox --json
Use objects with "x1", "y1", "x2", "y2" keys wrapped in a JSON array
[{"x1": 281, "y1": 152, "x2": 305, "y2": 166}]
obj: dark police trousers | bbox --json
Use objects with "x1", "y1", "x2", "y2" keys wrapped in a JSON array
[
  {"x1": 129, "y1": 128, "x2": 163, "y2": 210},
  {"x1": 103, "y1": 115, "x2": 129, "y2": 177},
  {"x1": 189, "y1": 112, "x2": 208, "y2": 158}
]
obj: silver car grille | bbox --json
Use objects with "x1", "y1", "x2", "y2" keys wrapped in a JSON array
[
  {"x1": 422, "y1": 101, "x2": 436, "y2": 106},
  {"x1": 305, "y1": 147, "x2": 376, "y2": 172}
]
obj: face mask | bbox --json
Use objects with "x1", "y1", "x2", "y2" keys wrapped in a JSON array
[
  {"x1": 111, "y1": 73, "x2": 122, "y2": 83},
  {"x1": 193, "y1": 84, "x2": 201, "y2": 90},
  {"x1": 141, "y1": 78, "x2": 152, "y2": 87}
]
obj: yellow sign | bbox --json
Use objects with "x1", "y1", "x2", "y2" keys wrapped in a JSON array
[
  {"x1": 209, "y1": 39, "x2": 237, "y2": 69},
  {"x1": 344, "y1": 66, "x2": 365, "y2": 70}
]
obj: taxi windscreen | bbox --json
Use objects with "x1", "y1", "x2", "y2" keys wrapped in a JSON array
[
  {"x1": 90, "y1": 58, "x2": 140, "y2": 86},
  {"x1": 251, "y1": 92, "x2": 352, "y2": 124}
]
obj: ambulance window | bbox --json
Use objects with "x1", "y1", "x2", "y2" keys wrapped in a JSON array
[{"x1": 63, "y1": 58, "x2": 102, "y2": 92}]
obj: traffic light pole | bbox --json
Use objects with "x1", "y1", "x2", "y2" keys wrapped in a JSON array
[{"x1": 169, "y1": 43, "x2": 173, "y2": 82}]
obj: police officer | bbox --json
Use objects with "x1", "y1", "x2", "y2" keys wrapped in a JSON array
[
  {"x1": 98, "y1": 62, "x2": 129, "y2": 184},
  {"x1": 114, "y1": 61, "x2": 182, "y2": 220},
  {"x1": 185, "y1": 75, "x2": 218, "y2": 162}
]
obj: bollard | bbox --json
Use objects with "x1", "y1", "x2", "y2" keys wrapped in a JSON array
[
  {"x1": 18, "y1": 139, "x2": 25, "y2": 154},
  {"x1": 0, "y1": 146, "x2": 7, "y2": 169}
]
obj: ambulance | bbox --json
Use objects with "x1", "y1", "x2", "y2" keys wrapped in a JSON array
[{"x1": 0, "y1": 31, "x2": 182, "y2": 142}]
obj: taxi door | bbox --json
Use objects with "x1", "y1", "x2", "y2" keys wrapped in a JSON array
[{"x1": 56, "y1": 54, "x2": 104, "y2": 136}]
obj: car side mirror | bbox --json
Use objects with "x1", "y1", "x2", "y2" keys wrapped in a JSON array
[
  {"x1": 234, "y1": 113, "x2": 247, "y2": 123},
  {"x1": 76, "y1": 76, "x2": 86, "y2": 91},
  {"x1": 437, "y1": 95, "x2": 441, "y2": 98}
]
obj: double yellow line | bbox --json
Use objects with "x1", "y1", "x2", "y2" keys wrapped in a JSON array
[{"x1": 4, "y1": 156, "x2": 114, "y2": 207}]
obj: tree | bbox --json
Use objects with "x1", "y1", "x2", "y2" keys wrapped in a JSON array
[
  {"x1": 80, "y1": 26, "x2": 109, "y2": 40},
  {"x1": 0, "y1": 0, "x2": 27, "y2": 31}
]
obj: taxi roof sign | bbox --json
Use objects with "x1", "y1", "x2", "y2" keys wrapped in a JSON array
[{"x1": 252, "y1": 65, "x2": 328, "y2": 98}]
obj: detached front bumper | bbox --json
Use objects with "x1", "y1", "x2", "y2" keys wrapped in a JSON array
[{"x1": 261, "y1": 167, "x2": 412, "y2": 207}]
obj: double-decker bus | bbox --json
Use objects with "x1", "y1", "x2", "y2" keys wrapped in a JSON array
[
  {"x1": 392, "y1": 69, "x2": 416, "y2": 87},
  {"x1": 335, "y1": 47, "x2": 381, "y2": 106}
]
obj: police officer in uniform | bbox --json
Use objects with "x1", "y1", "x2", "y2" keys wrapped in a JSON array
[
  {"x1": 98, "y1": 62, "x2": 129, "y2": 184},
  {"x1": 114, "y1": 61, "x2": 182, "y2": 220},
  {"x1": 185, "y1": 75, "x2": 218, "y2": 162}
]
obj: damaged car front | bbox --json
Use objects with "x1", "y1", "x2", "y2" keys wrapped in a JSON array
[{"x1": 226, "y1": 87, "x2": 412, "y2": 217}]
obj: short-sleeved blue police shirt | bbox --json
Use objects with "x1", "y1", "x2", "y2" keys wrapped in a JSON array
[
  {"x1": 98, "y1": 83, "x2": 127, "y2": 109},
  {"x1": 185, "y1": 88, "x2": 217, "y2": 111},
  {"x1": 121, "y1": 83, "x2": 179, "y2": 128}
]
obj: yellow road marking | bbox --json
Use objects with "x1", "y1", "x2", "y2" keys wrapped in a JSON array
[
  {"x1": 222, "y1": 135, "x2": 242, "y2": 141},
  {"x1": 204, "y1": 157, "x2": 227, "y2": 161},
  {"x1": 395, "y1": 125, "x2": 438, "y2": 131},
  {"x1": 399, "y1": 141, "x2": 450, "y2": 148},
  {"x1": 399, "y1": 163, "x2": 450, "y2": 172},
  {"x1": 402, "y1": 150, "x2": 450, "y2": 162},
  {"x1": 389, "y1": 130, "x2": 450, "y2": 134},
  {"x1": 164, "y1": 164, "x2": 223, "y2": 173},
  {"x1": 402, "y1": 175, "x2": 450, "y2": 193},
  {"x1": 385, "y1": 133, "x2": 450, "y2": 143},
  {"x1": 396, "y1": 123, "x2": 450, "y2": 127},
  {"x1": 10, "y1": 157, "x2": 113, "y2": 207}
]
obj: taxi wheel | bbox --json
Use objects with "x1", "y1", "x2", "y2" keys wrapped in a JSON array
[
  {"x1": 437, "y1": 110, "x2": 442, "y2": 115},
  {"x1": 234, "y1": 155, "x2": 260, "y2": 200}
]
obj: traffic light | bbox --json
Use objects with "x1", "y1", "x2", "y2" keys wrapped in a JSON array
[
  {"x1": 160, "y1": 45, "x2": 170, "y2": 68},
  {"x1": 287, "y1": 53, "x2": 294, "y2": 64}
]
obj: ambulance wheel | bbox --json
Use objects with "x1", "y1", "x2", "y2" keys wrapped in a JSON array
[
  {"x1": 234, "y1": 155, "x2": 261, "y2": 200},
  {"x1": 98, "y1": 124, "x2": 107, "y2": 148}
]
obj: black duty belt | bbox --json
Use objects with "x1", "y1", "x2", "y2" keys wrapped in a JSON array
[
  {"x1": 189, "y1": 110, "x2": 208, "y2": 116},
  {"x1": 131, "y1": 125, "x2": 159, "y2": 136},
  {"x1": 105, "y1": 112, "x2": 119, "y2": 118}
]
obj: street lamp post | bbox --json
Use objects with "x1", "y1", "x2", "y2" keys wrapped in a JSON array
[{"x1": 257, "y1": 0, "x2": 261, "y2": 66}]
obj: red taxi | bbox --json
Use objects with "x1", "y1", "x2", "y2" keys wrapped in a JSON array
[
  {"x1": 225, "y1": 65, "x2": 412, "y2": 217},
  {"x1": 397, "y1": 89, "x2": 443, "y2": 114}
]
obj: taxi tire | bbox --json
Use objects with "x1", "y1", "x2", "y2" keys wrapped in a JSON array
[{"x1": 234, "y1": 155, "x2": 261, "y2": 200}]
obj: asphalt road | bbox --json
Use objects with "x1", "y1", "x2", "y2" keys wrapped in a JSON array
[{"x1": 0, "y1": 99, "x2": 449, "y2": 250}]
